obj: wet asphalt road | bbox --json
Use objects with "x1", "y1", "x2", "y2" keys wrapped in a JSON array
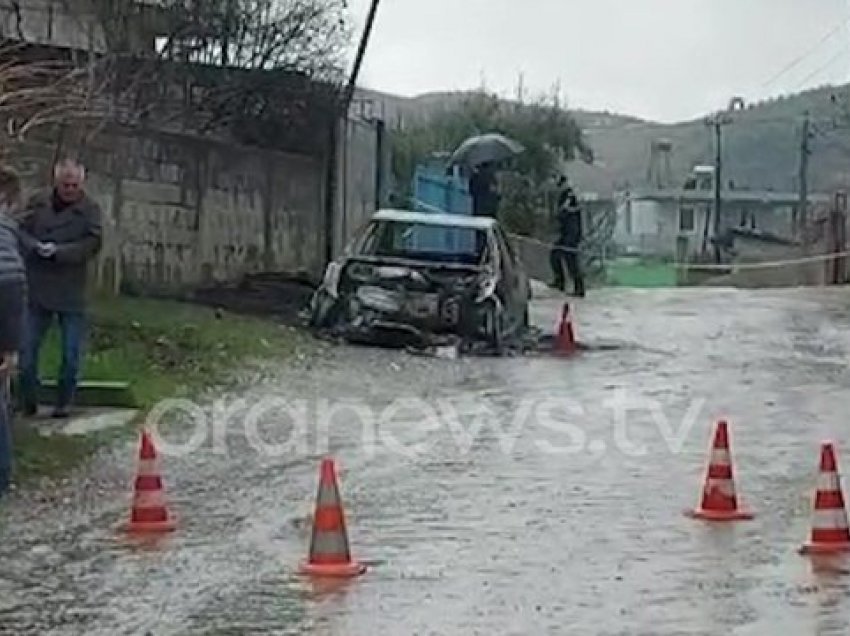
[{"x1": 2, "y1": 286, "x2": 850, "y2": 635}]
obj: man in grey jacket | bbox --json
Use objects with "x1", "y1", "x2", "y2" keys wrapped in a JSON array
[
  {"x1": 0, "y1": 165, "x2": 26, "y2": 496},
  {"x1": 18, "y1": 159, "x2": 102, "y2": 419}
]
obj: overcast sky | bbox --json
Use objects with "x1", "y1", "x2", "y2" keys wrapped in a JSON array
[{"x1": 346, "y1": 0, "x2": 850, "y2": 123}]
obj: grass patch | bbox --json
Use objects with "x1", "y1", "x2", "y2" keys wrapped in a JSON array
[
  {"x1": 605, "y1": 257, "x2": 678, "y2": 288},
  {"x1": 12, "y1": 425, "x2": 101, "y2": 482},
  {"x1": 12, "y1": 295, "x2": 308, "y2": 484},
  {"x1": 38, "y1": 296, "x2": 306, "y2": 407}
]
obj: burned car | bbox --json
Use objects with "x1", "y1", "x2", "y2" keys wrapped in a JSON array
[{"x1": 309, "y1": 210, "x2": 531, "y2": 351}]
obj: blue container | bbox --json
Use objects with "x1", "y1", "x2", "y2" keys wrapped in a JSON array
[{"x1": 410, "y1": 163, "x2": 476, "y2": 253}]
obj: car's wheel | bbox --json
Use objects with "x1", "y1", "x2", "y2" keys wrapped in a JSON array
[{"x1": 310, "y1": 291, "x2": 339, "y2": 329}]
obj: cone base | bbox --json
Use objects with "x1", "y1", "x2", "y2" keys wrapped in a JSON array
[
  {"x1": 800, "y1": 541, "x2": 850, "y2": 556},
  {"x1": 299, "y1": 561, "x2": 367, "y2": 578},
  {"x1": 554, "y1": 344, "x2": 578, "y2": 356},
  {"x1": 686, "y1": 507, "x2": 754, "y2": 522},
  {"x1": 122, "y1": 517, "x2": 178, "y2": 534}
]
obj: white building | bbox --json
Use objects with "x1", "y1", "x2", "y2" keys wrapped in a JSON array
[{"x1": 614, "y1": 167, "x2": 830, "y2": 259}]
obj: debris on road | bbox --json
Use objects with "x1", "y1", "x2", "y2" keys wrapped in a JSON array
[{"x1": 192, "y1": 273, "x2": 316, "y2": 325}]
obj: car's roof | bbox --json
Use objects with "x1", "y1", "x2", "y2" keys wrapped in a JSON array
[{"x1": 371, "y1": 209, "x2": 497, "y2": 230}]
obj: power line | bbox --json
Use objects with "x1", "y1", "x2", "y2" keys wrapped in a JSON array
[
  {"x1": 794, "y1": 44, "x2": 850, "y2": 91},
  {"x1": 762, "y1": 19, "x2": 849, "y2": 89}
]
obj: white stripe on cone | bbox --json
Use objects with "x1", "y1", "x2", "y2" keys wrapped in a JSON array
[
  {"x1": 817, "y1": 472, "x2": 842, "y2": 492},
  {"x1": 704, "y1": 479, "x2": 736, "y2": 498},
  {"x1": 133, "y1": 491, "x2": 167, "y2": 508},
  {"x1": 813, "y1": 509, "x2": 850, "y2": 530},
  {"x1": 709, "y1": 449, "x2": 731, "y2": 466},
  {"x1": 136, "y1": 460, "x2": 159, "y2": 476}
]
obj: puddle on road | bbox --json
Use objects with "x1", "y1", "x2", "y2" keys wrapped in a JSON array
[{"x1": 2, "y1": 288, "x2": 850, "y2": 634}]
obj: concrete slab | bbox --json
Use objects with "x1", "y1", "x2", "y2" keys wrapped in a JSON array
[
  {"x1": 18, "y1": 407, "x2": 139, "y2": 437},
  {"x1": 60, "y1": 408, "x2": 139, "y2": 436},
  {"x1": 36, "y1": 381, "x2": 137, "y2": 409}
]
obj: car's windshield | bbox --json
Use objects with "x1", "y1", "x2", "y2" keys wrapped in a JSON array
[{"x1": 360, "y1": 219, "x2": 486, "y2": 265}]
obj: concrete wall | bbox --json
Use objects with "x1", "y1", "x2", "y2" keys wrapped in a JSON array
[
  {"x1": 334, "y1": 115, "x2": 383, "y2": 256},
  {"x1": 15, "y1": 127, "x2": 330, "y2": 293},
  {"x1": 0, "y1": 0, "x2": 103, "y2": 50},
  {"x1": 691, "y1": 207, "x2": 850, "y2": 289},
  {"x1": 722, "y1": 204, "x2": 794, "y2": 237},
  {"x1": 0, "y1": 0, "x2": 161, "y2": 53}
]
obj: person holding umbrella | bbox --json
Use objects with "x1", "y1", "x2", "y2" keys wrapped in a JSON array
[
  {"x1": 550, "y1": 176, "x2": 585, "y2": 297},
  {"x1": 469, "y1": 161, "x2": 499, "y2": 218},
  {"x1": 450, "y1": 133, "x2": 524, "y2": 219}
]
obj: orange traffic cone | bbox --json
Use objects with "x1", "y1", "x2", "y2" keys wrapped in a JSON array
[
  {"x1": 800, "y1": 442, "x2": 850, "y2": 555},
  {"x1": 686, "y1": 420, "x2": 753, "y2": 521},
  {"x1": 554, "y1": 302, "x2": 577, "y2": 355},
  {"x1": 122, "y1": 429, "x2": 177, "y2": 533},
  {"x1": 299, "y1": 458, "x2": 367, "y2": 578}
]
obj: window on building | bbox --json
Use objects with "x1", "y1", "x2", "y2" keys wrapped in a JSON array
[{"x1": 679, "y1": 207, "x2": 695, "y2": 232}]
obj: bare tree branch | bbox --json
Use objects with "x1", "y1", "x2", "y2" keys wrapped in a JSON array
[{"x1": 0, "y1": 0, "x2": 351, "y2": 152}]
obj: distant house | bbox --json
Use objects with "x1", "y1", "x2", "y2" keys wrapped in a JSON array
[{"x1": 614, "y1": 166, "x2": 830, "y2": 259}]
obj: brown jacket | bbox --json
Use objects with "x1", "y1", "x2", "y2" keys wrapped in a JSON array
[{"x1": 18, "y1": 189, "x2": 103, "y2": 312}]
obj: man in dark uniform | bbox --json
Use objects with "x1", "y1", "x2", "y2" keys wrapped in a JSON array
[{"x1": 550, "y1": 176, "x2": 585, "y2": 297}]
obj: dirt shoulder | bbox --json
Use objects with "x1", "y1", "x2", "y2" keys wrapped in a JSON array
[{"x1": 190, "y1": 273, "x2": 316, "y2": 325}]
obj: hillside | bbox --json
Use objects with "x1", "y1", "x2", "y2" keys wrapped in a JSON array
[
  {"x1": 357, "y1": 85, "x2": 850, "y2": 198},
  {"x1": 569, "y1": 84, "x2": 850, "y2": 197}
]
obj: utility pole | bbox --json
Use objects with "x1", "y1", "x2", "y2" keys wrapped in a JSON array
[
  {"x1": 704, "y1": 112, "x2": 732, "y2": 262},
  {"x1": 325, "y1": 0, "x2": 381, "y2": 264},
  {"x1": 343, "y1": 0, "x2": 381, "y2": 110},
  {"x1": 798, "y1": 111, "x2": 812, "y2": 242},
  {"x1": 713, "y1": 119, "x2": 722, "y2": 240}
]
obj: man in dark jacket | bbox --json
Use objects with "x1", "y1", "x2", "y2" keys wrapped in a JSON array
[
  {"x1": 549, "y1": 176, "x2": 586, "y2": 297},
  {"x1": 0, "y1": 165, "x2": 26, "y2": 496},
  {"x1": 17, "y1": 159, "x2": 102, "y2": 418},
  {"x1": 469, "y1": 162, "x2": 499, "y2": 217}
]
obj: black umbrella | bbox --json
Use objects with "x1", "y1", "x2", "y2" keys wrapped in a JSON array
[{"x1": 449, "y1": 133, "x2": 524, "y2": 167}]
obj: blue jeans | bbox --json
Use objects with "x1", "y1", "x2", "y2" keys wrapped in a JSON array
[
  {"x1": 19, "y1": 305, "x2": 86, "y2": 409},
  {"x1": 0, "y1": 377, "x2": 11, "y2": 496}
]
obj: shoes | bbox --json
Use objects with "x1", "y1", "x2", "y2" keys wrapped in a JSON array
[
  {"x1": 52, "y1": 405, "x2": 71, "y2": 419},
  {"x1": 573, "y1": 281, "x2": 586, "y2": 298}
]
